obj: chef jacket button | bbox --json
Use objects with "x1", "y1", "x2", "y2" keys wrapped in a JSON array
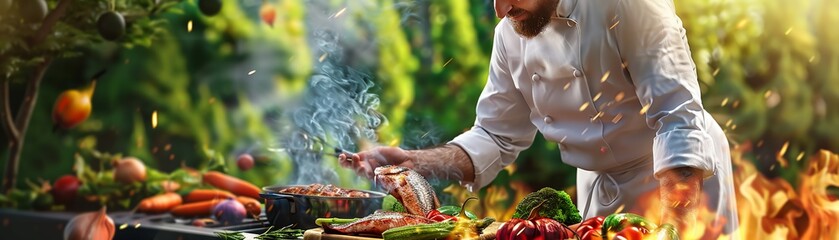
[
  {"x1": 532, "y1": 73, "x2": 541, "y2": 81},
  {"x1": 573, "y1": 69, "x2": 582, "y2": 78},
  {"x1": 567, "y1": 20, "x2": 576, "y2": 27},
  {"x1": 544, "y1": 115, "x2": 554, "y2": 124}
]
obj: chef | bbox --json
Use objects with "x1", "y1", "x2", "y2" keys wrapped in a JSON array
[{"x1": 339, "y1": 0, "x2": 739, "y2": 237}]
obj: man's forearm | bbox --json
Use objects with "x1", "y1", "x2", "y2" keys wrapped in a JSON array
[
  {"x1": 659, "y1": 167, "x2": 702, "y2": 234},
  {"x1": 407, "y1": 144, "x2": 475, "y2": 182}
]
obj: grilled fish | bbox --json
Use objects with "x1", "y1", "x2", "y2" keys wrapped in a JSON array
[
  {"x1": 374, "y1": 165, "x2": 440, "y2": 216},
  {"x1": 322, "y1": 211, "x2": 435, "y2": 235}
]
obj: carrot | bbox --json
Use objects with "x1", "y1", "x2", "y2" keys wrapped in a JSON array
[
  {"x1": 236, "y1": 196, "x2": 262, "y2": 218},
  {"x1": 137, "y1": 192, "x2": 183, "y2": 213},
  {"x1": 184, "y1": 189, "x2": 235, "y2": 203},
  {"x1": 170, "y1": 199, "x2": 223, "y2": 218},
  {"x1": 202, "y1": 171, "x2": 261, "y2": 199}
]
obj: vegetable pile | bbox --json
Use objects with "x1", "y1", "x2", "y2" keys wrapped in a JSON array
[{"x1": 511, "y1": 187, "x2": 581, "y2": 225}]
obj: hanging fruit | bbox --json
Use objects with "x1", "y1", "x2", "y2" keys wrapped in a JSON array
[
  {"x1": 198, "y1": 0, "x2": 222, "y2": 16},
  {"x1": 52, "y1": 81, "x2": 96, "y2": 130},
  {"x1": 260, "y1": 3, "x2": 276, "y2": 27},
  {"x1": 19, "y1": 0, "x2": 47, "y2": 23},
  {"x1": 97, "y1": 11, "x2": 125, "y2": 41}
]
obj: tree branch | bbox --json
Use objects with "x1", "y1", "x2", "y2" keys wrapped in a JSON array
[
  {"x1": 0, "y1": 78, "x2": 19, "y2": 140},
  {"x1": 28, "y1": 0, "x2": 75, "y2": 47},
  {"x1": 3, "y1": 57, "x2": 52, "y2": 193}
]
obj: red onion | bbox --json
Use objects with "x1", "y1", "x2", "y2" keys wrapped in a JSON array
[
  {"x1": 113, "y1": 157, "x2": 146, "y2": 184},
  {"x1": 213, "y1": 198, "x2": 247, "y2": 225}
]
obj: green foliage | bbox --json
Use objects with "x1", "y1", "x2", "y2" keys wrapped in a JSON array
[{"x1": 512, "y1": 187, "x2": 581, "y2": 225}]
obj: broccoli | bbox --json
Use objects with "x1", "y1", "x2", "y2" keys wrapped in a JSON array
[
  {"x1": 381, "y1": 194, "x2": 406, "y2": 212},
  {"x1": 511, "y1": 187, "x2": 582, "y2": 225}
]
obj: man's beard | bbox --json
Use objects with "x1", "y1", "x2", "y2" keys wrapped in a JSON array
[{"x1": 510, "y1": 0, "x2": 559, "y2": 38}]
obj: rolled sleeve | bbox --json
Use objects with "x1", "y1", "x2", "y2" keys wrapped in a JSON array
[
  {"x1": 449, "y1": 21, "x2": 537, "y2": 190},
  {"x1": 653, "y1": 129, "x2": 716, "y2": 179},
  {"x1": 614, "y1": 0, "x2": 716, "y2": 178},
  {"x1": 449, "y1": 128, "x2": 503, "y2": 191}
]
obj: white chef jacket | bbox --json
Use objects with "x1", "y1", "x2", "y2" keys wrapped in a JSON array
[{"x1": 448, "y1": 0, "x2": 739, "y2": 235}]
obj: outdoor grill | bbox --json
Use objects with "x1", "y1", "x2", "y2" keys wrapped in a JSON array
[{"x1": 0, "y1": 208, "x2": 298, "y2": 240}]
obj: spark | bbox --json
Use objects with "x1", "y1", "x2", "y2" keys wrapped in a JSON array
[
  {"x1": 593, "y1": 92, "x2": 602, "y2": 102},
  {"x1": 169, "y1": 154, "x2": 175, "y2": 161},
  {"x1": 671, "y1": 200, "x2": 681, "y2": 208},
  {"x1": 757, "y1": 140, "x2": 764, "y2": 147},
  {"x1": 809, "y1": 56, "x2": 816, "y2": 63},
  {"x1": 639, "y1": 103, "x2": 651, "y2": 115},
  {"x1": 712, "y1": 68, "x2": 720, "y2": 77},
  {"x1": 560, "y1": 136, "x2": 567, "y2": 143},
  {"x1": 731, "y1": 124, "x2": 737, "y2": 130},
  {"x1": 796, "y1": 152, "x2": 805, "y2": 161},
  {"x1": 151, "y1": 111, "x2": 158, "y2": 129},
  {"x1": 591, "y1": 112, "x2": 604, "y2": 121},
  {"x1": 725, "y1": 119, "x2": 733, "y2": 128},
  {"x1": 785, "y1": 27, "x2": 793, "y2": 35},
  {"x1": 563, "y1": 82, "x2": 571, "y2": 90},
  {"x1": 319, "y1": 53, "x2": 328, "y2": 62},
  {"x1": 612, "y1": 113, "x2": 624, "y2": 124},
  {"x1": 164, "y1": 144, "x2": 172, "y2": 151},
  {"x1": 600, "y1": 71, "x2": 610, "y2": 83},
  {"x1": 613, "y1": 204, "x2": 625, "y2": 215},
  {"x1": 579, "y1": 102, "x2": 590, "y2": 111},
  {"x1": 615, "y1": 92, "x2": 625, "y2": 102},
  {"x1": 733, "y1": 100, "x2": 741, "y2": 109},
  {"x1": 134, "y1": 223, "x2": 141, "y2": 228},
  {"x1": 779, "y1": 141, "x2": 790, "y2": 156},
  {"x1": 683, "y1": 200, "x2": 692, "y2": 208},
  {"x1": 333, "y1": 7, "x2": 347, "y2": 18},
  {"x1": 764, "y1": 90, "x2": 773, "y2": 98},
  {"x1": 119, "y1": 223, "x2": 128, "y2": 230},
  {"x1": 721, "y1": 97, "x2": 729, "y2": 107},
  {"x1": 609, "y1": 20, "x2": 620, "y2": 30},
  {"x1": 442, "y1": 58, "x2": 453, "y2": 68},
  {"x1": 248, "y1": 70, "x2": 256, "y2": 75},
  {"x1": 581, "y1": 128, "x2": 589, "y2": 135},
  {"x1": 187, "y1": 20, "x2": 193, "y2": 32}
]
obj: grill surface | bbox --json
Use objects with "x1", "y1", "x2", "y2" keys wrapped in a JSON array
[{"x1": 0, "y1": 208, "x2": 302, "y2": 239}]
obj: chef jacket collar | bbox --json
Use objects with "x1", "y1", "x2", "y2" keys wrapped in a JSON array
[{"x1": 554, "y1": 0, "x2": 578, "y2": 19}]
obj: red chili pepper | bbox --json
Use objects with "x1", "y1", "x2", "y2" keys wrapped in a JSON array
[
  {"x1": 576, "y1": 216, "x2": 605, "y2": 240},
  {"x1": 425, "y1": 209, "x2": 457, "y2": 222}
]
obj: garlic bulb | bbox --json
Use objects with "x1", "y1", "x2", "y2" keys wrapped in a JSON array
[{"x1": 64, "y1": 207, "x2": 115, "y2": 240}]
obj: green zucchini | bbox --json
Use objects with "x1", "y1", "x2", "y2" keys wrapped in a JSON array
[{"x1": 382, "y1": 221, "x2": 455, "y2": 240}]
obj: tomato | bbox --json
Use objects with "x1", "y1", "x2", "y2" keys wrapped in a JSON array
[
  {"x1": 198, "y1": 0, "x2": 222, "y2": 16},
  {"x1": 97, "y1": 11, "x2": 125, "y2": 41},
  {"x1": 19, "y1": 0, "x2": 47, "y2": 23},
  {"x1": 52, "y1": 82, "x2": 95, "y2": 129},
  {"x1": 52, "y1": 175, "x2": 81, "y2": 206},
  {"x1": 260, "y1": 3, "x2": 276, "y2": 27},
  {"x1": 236, "y1": 154, "x2": 254, "y2": 171},
  {"x1": 577, "y1": 216, "x2": 605, "y2": 240}
]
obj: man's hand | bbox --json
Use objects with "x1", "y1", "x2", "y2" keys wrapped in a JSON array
[
  {"x1": 338, "y1": 145, "x2": 475, "y2": 182},
  {"x1": 338, "y1": 147, "x2": 415, "y2": 179},
  {"x1": 659, "y1": 167, "x2": 702, "y2": 236}
]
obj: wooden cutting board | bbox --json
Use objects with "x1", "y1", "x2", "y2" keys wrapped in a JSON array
[{"x1": 302, "y1": 222, "x2": 503, "y2": 240}]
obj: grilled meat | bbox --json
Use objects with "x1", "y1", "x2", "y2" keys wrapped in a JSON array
[
  {"x1": 322, "y1": 211, "x2": 435, "y2": 235},
  {"x1": 278, "y1": 184, "x2": 370, "y2": 198},
  {"x1": 374, "y1": 166, "x2": 440, "y2": 216}
]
